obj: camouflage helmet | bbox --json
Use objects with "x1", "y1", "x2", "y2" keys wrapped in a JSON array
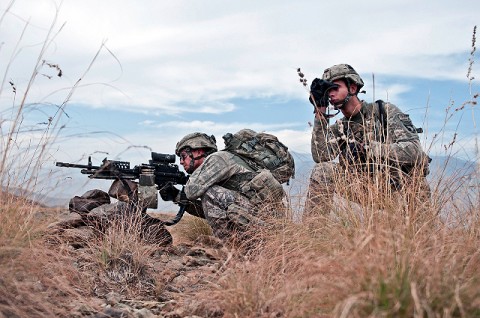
[
  {"x1": 175, "y1": 132, "x2": 217, "y2": 156},
  {"x1": 322, "y1": 64, "x2": 364, "y2": 92}
]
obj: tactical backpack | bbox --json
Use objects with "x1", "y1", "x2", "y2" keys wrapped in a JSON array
[
  {"x1": 376, "y1": 100, "x2": 431, "y2": 176},
  {"x1": 222, "y1": 129, "x2": 295, "y2": 184}
]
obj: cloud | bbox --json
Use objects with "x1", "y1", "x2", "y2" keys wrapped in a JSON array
[
  {"x1": 2, "y1": 0, "x2": 478, "y2": 165},
  {"x1": 3, "y1": 0, "x2": 478, "y2": 115}
]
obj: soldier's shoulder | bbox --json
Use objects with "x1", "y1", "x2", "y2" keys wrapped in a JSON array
[
  {"x1": 206, "y1": 151, "x2": 236, "y2": 162},
  {"x1": 371, "y1": 100, "x2": 405, "y2": 117},
  {"x1": 382, "y1": 101, "x2": 402, "y2": 112}
]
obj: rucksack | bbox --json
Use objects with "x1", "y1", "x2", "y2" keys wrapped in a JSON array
[
  {"x1": 69, "y1": 189, "x2": 111, "y2": 215},
  {"x1": 376, "y1": 100, "x2": 431, "y2": 176},
  {"x1": 222, "y1": 129, "x2": 295, "y2": 184}
]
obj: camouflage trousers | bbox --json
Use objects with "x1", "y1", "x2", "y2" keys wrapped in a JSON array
[
  {"x1": 201, "y1": 185, "x2": 282, "y2": 239},
  {"x1": 304, "y1": 162, "x2": 431, "y2": 217}
]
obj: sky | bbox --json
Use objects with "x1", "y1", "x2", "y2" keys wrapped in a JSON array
[{"x1": 0, "y1": 0, "x2": 479, "y2": 201}]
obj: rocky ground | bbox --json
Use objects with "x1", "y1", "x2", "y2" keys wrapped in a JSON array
[{"x1": 41, "y1": 207, "x2": 233, "y2": 318}]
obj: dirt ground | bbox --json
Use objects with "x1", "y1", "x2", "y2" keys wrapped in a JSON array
[{"x1": 5, "y1": 207, "x2": 234, "y2": 318}]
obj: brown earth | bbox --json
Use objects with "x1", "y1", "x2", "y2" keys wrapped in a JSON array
[{"x1": 2, "y1": 206, "x2": 237, "y2": 318}]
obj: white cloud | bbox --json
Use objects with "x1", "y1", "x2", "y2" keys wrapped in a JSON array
[
  {"x1": 3, "y1": 0, "x2": 478, "y2": 114},
  {"x1": 1, "y1": 0, "x2": 479, "y2": 167}
]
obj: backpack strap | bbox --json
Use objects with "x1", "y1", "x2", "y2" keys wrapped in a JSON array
[
  {"x1": 376, "y1": 99, "x2": 388, "y2": 142},
  {"x1": 376, "y1": 99, "x2": 424, "y2": 136}
]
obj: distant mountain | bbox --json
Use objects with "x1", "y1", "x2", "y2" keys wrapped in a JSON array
[
  {"x1": 6, "y1": 187, "x2": 71, "y2": 208},
  {"x1": 427, "y1": 155, "x2": 477, "y2": 179}
]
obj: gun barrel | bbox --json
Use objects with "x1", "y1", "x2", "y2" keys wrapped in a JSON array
[
  {"x1": 56, "y1": 162, "x2": 99, "y2": 170},
  {"x1": 81, "y1": 170, "x2": 138, "y2": 179}
]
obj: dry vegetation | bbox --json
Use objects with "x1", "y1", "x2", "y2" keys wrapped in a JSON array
[
  {"x1": 207, "y1": 180, "x2": 480, "y2": 317},
  {"x1": 1, "y1": 3, "x2": 479, "y2": 317},
  {"x1": 2, "y1": 161, "x2": 479, "y2": 317}
]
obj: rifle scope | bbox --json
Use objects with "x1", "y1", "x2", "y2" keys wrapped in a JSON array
[{"x1": 151, "y1": 152, "x2": 176, "y2": 163}]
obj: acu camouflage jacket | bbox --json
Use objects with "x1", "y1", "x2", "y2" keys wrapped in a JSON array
[
  {"x1": 311, "y1": 101, "x2": 428, "y2": 173},
  {"x1": 184, "y1": 151, "x2": 256, "y2": 200},
  {"x1": 185, "y1": 150, "x2": 284, "y2": 206}
]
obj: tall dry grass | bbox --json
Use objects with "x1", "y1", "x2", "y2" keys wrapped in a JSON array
[
  {"x1": 207, "y1": 175, "x2": 480, "y2": 317},
  {"x1": 0, "y1": 2, "x2": 126, "y2": 316},
  {"x1": 72, "y1": 212, "x2": 161, "y2": 298},
  {"x1": 203, "y1": 138, "x2": 480, "y2": 316}
]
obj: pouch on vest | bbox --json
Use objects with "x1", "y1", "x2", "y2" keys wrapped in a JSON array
[{"x1": 240, "y1": 169, "x2": 285, "y2": 205}]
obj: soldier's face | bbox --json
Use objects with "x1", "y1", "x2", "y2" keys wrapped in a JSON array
[
  {"x1": 179, "y1": 149, "x2": 205, "y2": 173},
  {"x1": 328, "y1": 80, "x2": 348, "y2": 105}
]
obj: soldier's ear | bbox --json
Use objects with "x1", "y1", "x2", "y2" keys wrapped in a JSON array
[{"x1": 349, "y1": 83, "x2": 358, "y2": 95}]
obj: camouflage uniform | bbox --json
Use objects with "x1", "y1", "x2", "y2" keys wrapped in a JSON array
[
  {"x1": 176, "y1": 133, "x2": 285, "y2": 239},
  {"x1": 306, "y1": 67, "x2": 430, "y2": 215}
]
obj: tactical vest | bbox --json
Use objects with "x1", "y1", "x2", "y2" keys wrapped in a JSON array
[
  {"x1": 338, "y1": 101, "x2": 430, "y2": 177},
  {"x1": 220, "y1": 154, "x2": 285, "y2": 205}
]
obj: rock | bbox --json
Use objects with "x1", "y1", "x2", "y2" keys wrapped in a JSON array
[
  {"x1": 194, "y1": 234, "x2": 224, "y2": 248},
  {"x1": 105, "y1": 291, "x2": 122, "y2": 306},
  {"x1": 59, "y1": 226, "x2": 96, "y2": 248},
  {"x1": 95, "y1": 307, "x2": 131, "y2": 318},
  {"x1": 46, "y1": 212, "x2": 84, "y2": 231},
  {"x1": 69, "y1": 189, "x2": 111, "y2": 215},
  {"x1": 133, "y1": 308, "x2": 156, "y2": 318},
  {"x1": 140, "y1": 217, "x2": 173, "y2": 246}
]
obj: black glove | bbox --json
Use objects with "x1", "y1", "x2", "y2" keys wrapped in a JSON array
[
  {"x1": 159, "y1": 183, "x2": 180, "y2": 202},
  {"x1": 177, "y1": 187, "x2": 189, "y2": 205},
  {"x1": 346, "y1": 141, "x2": 366, "y2": 164},
  {"x1": 309, "y1": 78, "x2": 339, "y2": 107}
]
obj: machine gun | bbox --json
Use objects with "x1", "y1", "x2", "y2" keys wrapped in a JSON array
[{"x1": 56, "y1": 152, "x2": 189, "y2": 226}]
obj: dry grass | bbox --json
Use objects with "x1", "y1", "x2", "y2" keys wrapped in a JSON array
[
  {"x1": 171, "y1": 214, "x2": 213, "y2": 243},
  {"x1": 204, "y1": 172, "x2": 480, "y2": 318},
  {"x1": 72, "y1": 214, "x2": 162, "y2": 299},
  {"x1": 0, "y1": 2, "x2": 129, "y2": 316},
  {"x1": 0, "y1": 195, "x2": 92, "y2": 317},
  {"x1": 197, "y1": 28, "x2": 480, "y2": 317},
  {"x1": 0, "y1": 193, "x2": 43, "y2": 247}
]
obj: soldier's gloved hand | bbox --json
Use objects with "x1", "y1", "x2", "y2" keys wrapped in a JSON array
[
  {"x1": 347, "y1": 141, "x2": 366, "y2": 163},
  {"x1": 309, "y1": 78, "x2": 339, "y2": 107},
  {"x1": 177, "y1": 188, "x2": 189, "y2": 205},
  {"x1": 159, "y1": 183, "x2": 180, "y2": 202}
]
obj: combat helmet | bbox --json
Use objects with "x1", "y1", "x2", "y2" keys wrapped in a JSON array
[
  {"x1": 175, "y1": 132, "x2": 217, "y2": 156},
  {"x1": 322, "y1": 64, "x2": 364, "y2": 93}
]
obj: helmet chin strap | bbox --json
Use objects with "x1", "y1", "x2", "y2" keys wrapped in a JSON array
[
  {"x1": 186, "y1": 151, "x2": 207, "y2": 174},
  {"x1": 333, "y1": 93, "x2": 353, "y2": 110}
]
